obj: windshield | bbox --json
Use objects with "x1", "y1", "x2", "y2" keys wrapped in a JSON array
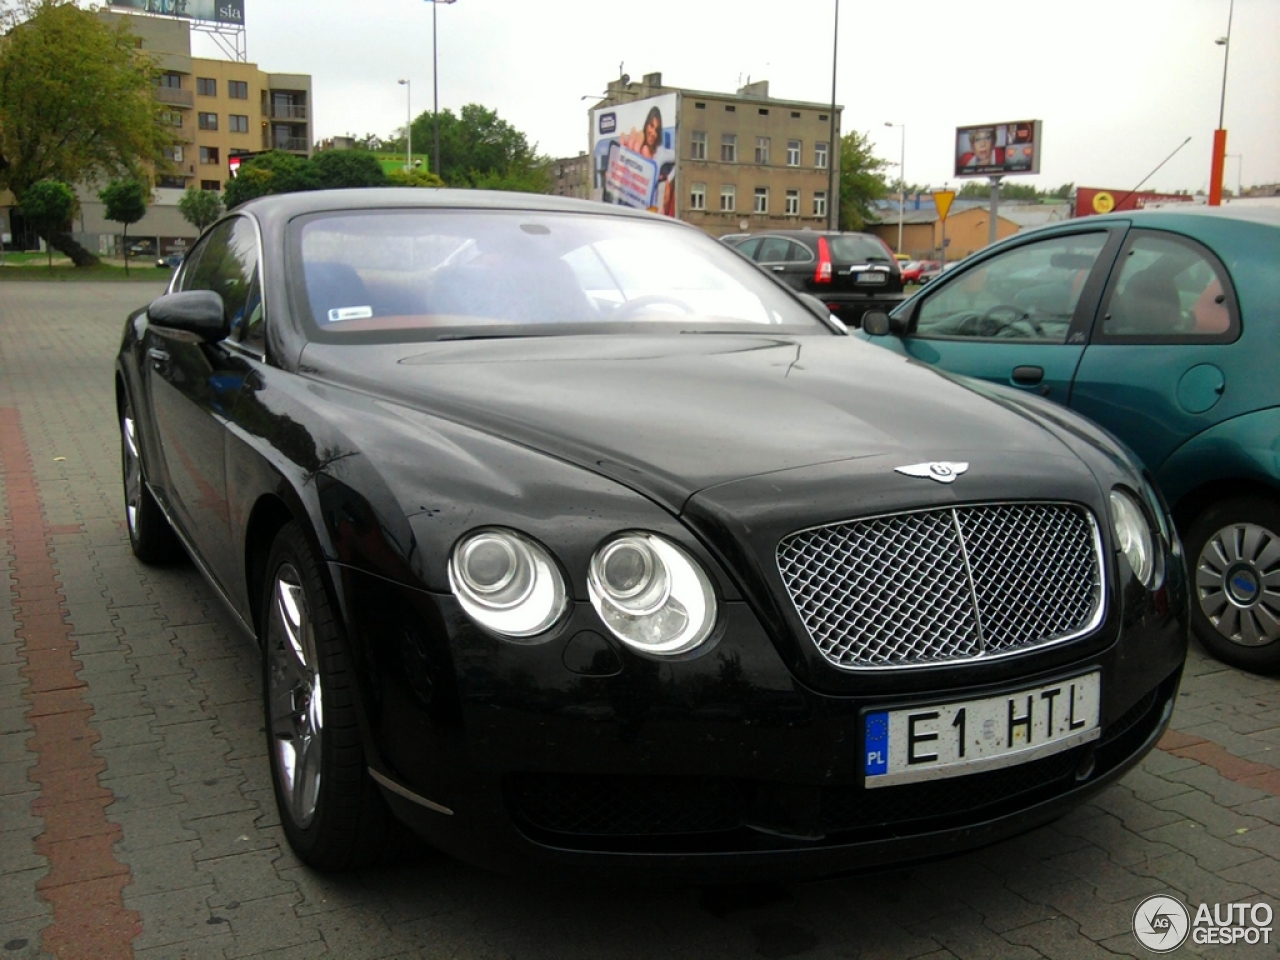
[
  {"x1": 292, "y1": 209, "x2": 831, "y2": 342},
  {"x1": 827, "y1": 235, "x2": 893, "y2": 262}
]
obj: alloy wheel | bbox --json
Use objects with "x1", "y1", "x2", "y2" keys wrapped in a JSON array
[
  {"x1": 1195, "y1": 521, "x2": 1280, "y2": 648},
  {"x1": 122, "y1": 411, "x2": 142, "y2": 537},
  {"x1": 266, "y1": 562, "x2": 325, "y2": 828}
]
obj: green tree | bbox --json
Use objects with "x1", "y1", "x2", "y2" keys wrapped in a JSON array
[
  {"x1": 838, "y1": 131, "x2": 890, "y2": 230},
  {"x1": 178, "y1": 185, "x2": 224, "y2": 231},
  {"x1": 222, "y1": 151, "x2": 320, "y2": 208},
  {"x1": 387, "y1": 166, "x2": 445, "y2": 188},
  {"x1": 99, "y1": 179, "x2": 148, "y2": 274},
  {"x1": 17, "y1": 179, "x2": 76, "y2": 266},
  {"x1": 0, "y1": 1, "x2": 173, "y2": 266},
  {"x1": 311, "y1": 149, "x2": 389, "y2": 189},
  {"x1": 413, "y1": 104, "x2": 549, "y2": 192}
]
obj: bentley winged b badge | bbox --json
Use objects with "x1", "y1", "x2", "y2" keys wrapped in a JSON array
[{"x1": 895, "y1": 461, "x2": 970, "y2": 484}]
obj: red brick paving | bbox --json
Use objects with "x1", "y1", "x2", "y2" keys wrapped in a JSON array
[{"x1": 1, "y1": 406, "x2": 140, "y2": 960}]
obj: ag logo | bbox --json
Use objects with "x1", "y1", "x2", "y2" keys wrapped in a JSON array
[{"x1": 1133, "y1": 895, "x2": 1190, "y2": 953}]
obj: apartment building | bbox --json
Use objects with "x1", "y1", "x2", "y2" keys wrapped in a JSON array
[
  {"x1": 589, "y1": 72, "x2": 841, "y2": 237},
  {"x1": 71, "y1": 9, "x2": 313, "y2": 255}
]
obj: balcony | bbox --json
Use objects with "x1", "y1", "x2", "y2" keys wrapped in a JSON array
[
  {"x1": 268, "y1": 103, "x2": 308, "y2": 121},
  {"x1": 272, "y1": 137, "x2": 309, "y2": 153},
  {"x1": 154, "y1": 87, "x2": 194, "y2": 108}
]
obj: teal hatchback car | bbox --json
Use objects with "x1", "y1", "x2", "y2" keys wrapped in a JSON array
[{"x1": 861, "y1": 205, "x2": 1280, "y2": 672}]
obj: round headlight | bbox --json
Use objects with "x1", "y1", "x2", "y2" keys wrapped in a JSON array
[
  {"x1": 588, "y1": 533, "x2": 717, "y2": 655},
  {"x1": 1109, "y1": 489, "x2": 1160, "y2": 589},
  {"x1": 449, "y1": 529, "x2": 566, "y2": 637}
]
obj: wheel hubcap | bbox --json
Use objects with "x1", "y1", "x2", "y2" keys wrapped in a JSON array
[
  {"x1": 267, "y1": 563, "x2": 324, "y2": 827},
  {"x1": 1195, "y1": 521, "x2": 1280, "y2": 647},
  {"x1": 122, "y1": 412, "x2": 142, "y2": 536}
]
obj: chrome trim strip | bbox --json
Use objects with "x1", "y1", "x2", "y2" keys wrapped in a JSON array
[{"x1": 368, "y1": 769, "x2": 454, "y2": 816}]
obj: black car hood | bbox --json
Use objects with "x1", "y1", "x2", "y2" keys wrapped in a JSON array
[{"x1": 299, "y1": 333, "x2": 1090, "y2": 512}]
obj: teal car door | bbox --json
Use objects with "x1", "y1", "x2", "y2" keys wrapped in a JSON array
[
  {"x1": 887, "y1": 228, "x2": 1123, "y2": 403},
  {"x1": 1068, "y1": 229, "x2": 1242, "y2": 473}
]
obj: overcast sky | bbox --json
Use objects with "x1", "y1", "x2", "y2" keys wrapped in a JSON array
[{"x1": 191, "y1": 0, "x2": 1279, "y2": 196}]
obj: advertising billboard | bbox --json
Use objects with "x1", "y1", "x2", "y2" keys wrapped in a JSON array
[
  {"x1": 590, "y1": 93, "x2": 679, "y2": 217},
  {"x1": 1074, "y1": 187, "x2": 1194, "y2": 218},
  {"x1": 110, "y1": 0, "x2": 244, "y2": 26},
  {"x1": 954, "y1": 120, "x2": 1041, "y2": 178}
]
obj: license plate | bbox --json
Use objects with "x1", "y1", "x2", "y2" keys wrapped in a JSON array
[
  {"x1": 863, "y1": 672, "x2": 1101, "y2": 788},
  {"x1": 855, "y1": 272, "x2": 887, "y2": 284}
]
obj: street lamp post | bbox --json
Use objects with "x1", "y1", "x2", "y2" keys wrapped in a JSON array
[
  {"x1": 827, "y1": 0, "x2": 839, "y2": 231},
  {"x1": 427, "y1": 0, "x2": 457, "y2": 180},
  {"x1": 885, "y1": 122, "x2": 905, "y2": 254},
  {"x1": 397, "y1": 79, "x2": 411, "y2": 171},
  {"x1": 1209, "y1": 0, "x2": 1234, "y2": 206}
]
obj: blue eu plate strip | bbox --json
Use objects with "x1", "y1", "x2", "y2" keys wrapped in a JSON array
[{"x1": 865, "y1": 711, "x2": 889, "y2": 777}]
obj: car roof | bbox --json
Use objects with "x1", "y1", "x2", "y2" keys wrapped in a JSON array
[{"x1": 234, "y1": 187, "x2": 672, "y2": 229}]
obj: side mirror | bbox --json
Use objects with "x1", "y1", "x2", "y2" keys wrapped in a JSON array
[
  {"x1": 147, "y1": 290, "x2": 228, "y2": 342},
  {"x1": 861, "y1": 311, "x2": 892, "y2": 336}
]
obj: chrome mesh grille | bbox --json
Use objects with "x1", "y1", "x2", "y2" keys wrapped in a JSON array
[{"x1": 777, "y1": 503, "x2": 1102, "y2": 668}]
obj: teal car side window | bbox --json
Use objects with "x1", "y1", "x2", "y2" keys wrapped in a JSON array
[
  {"x1": 913, "y1": 233, "x2": 1108, "y2": 343},
  {"x1": 1097, "y1": 232, "x2": 1238, "y2": 342}
]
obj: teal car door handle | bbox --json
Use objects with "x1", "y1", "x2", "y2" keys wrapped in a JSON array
[{"x1": 1012, "y1": 365, "x2": 1044, "y2": 386}]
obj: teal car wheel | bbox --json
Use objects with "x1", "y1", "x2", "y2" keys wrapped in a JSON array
[{"x1": 1187, "y1": 496, "x2": 1280, "y2": 673}]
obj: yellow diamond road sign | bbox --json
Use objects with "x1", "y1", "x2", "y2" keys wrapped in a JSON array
[{"x1": 933, "y1": 190, "x2": 956, "y2": 221}]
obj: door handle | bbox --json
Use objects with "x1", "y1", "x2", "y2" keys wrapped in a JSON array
[
  {"x1": 1012, "y1": 365, "x2": 1044, "y2": 386},
  {"x1": 148, "y1": 347, "x2": 170, "y2": 362},
  {"x1": 771, "y1": 265, "x2": 786, "y2": 272}
]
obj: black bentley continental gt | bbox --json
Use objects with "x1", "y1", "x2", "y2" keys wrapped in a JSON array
[{"x1": 116, "y1": 189, "x2": 1188, "y2": 882}]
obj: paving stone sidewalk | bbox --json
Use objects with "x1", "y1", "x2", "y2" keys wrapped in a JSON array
[{"x1": 1, "y1": 281, "x2": 1277, "y2": 959}]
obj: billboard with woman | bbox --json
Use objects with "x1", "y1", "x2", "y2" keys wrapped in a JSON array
[{"x1": 590, "y1": 94, "x2": 679, "y2": 217}]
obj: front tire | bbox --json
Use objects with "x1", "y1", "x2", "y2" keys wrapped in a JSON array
[
  {"x1": 262, "y1": 521, "x2": 400, "y2": 868},
  {"x1": 1185, "y1": 496, "x2": 1280, "y2": 673},
  {"x1": 120, "y1": 395, "x2": 181, "y2": 564}
]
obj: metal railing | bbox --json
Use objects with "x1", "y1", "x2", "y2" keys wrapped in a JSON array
[{"x1": 268, "y1": 103, "x2": 308, "y2": 120}]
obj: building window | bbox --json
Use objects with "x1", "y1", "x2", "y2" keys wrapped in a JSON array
[
  {"x1": 690, "y1": 183, "x2": 706, "y2": 210},
  {"x1": 755, "y1": 137, "x2": 769, "y2": 165},
  {"x1": 156, "y1": 72, "x2": 182, "y2": 89},
  {"x1": 758, "y1": 108, "x2": 769, "y2": 116},
  {"x1": 720, "y1": 185, "x2": 736, "y2": 212},
  {"x1": 228, "y1": 80, "x2": 248, "y2": 99},
  {"x1": 721, "y1": 134, "x2": 737, "y2": 163},
  {"x1": 691, "y1": 131, "x2": 706, "y2": 161},
  {"x1": 199, "y1": 146, "x2": 220, "y2": 165},
  {"x1": 694, "y1": 101, "x2": 706, "y2": 109},
  {"x1": 163, "y1": 145, "x2": 184, "y2": 163},
  {"x1": 787, "y1": 140, "x2": 801, "y2": 166},
  {"x1": 786, "y1": 190, "x2": 799, "y2": 215},
  {"x1": 160, "y1": 111, "x2": 183, "y2": 128},
  {"x1": 198, "y1": 112, "x2": 218, "y2": 131},
  {"x1": 725, "y1": 104, "x2": 736, "y2": 112},
  {"x1": 201, "y1": 180, "x2": 221, "y2": 191},
  {"x1": 230, "y1": 114, "x2": 249, "y2": 133},
  {"x1": 819, "y1": 114, "x2": 829, "y2": 121},
  {"x1": 197, "y1": 77, "x2": 217, "y2": 96},
  {"x1": 754, "y1": 187, "x2": 768, "y2": 214},
  {"x1": 790, "y1": 111, "x2": 801, "y2": 119},
  {"x1": 814, "y1": 191, "x2": 827, "y2": 218},
  {"x1": 815, "y1": 142, "x2": 829, "y2": 169},
  {"x1": 157, "y1": 176, "x2": 185, "y2": 189}
]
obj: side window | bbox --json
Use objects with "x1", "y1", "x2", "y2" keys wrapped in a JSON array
[
  {"x1": 1098, "y1": 232, "x2": 1236, "y2": 340},
  {"x1": 734, "y1": 238, "x2": 761, "y2": 259},
  {"x1": 178, "y1": 217, "x2": 261, "y2": 344},
  {"x1": 914, "y1": 232, "x2": 1107, "y2": 343},
  {"x1": 786, "y1": 240, "x2": 814, "y2": 263},
  {"x1": 755, "y1": 237, "x2": 791, "y2": 263}
]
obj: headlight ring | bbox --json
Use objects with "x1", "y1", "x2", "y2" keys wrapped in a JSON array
[
  {"x1": 588, "y1": 533, "x2": 717, "y2": 656},
  {"x1": 449, "y1": 529, "x2": 567, "y2": 638},
  {"x1": 1109, "y1": 488, "x2": 1163, "y2": 590}
]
